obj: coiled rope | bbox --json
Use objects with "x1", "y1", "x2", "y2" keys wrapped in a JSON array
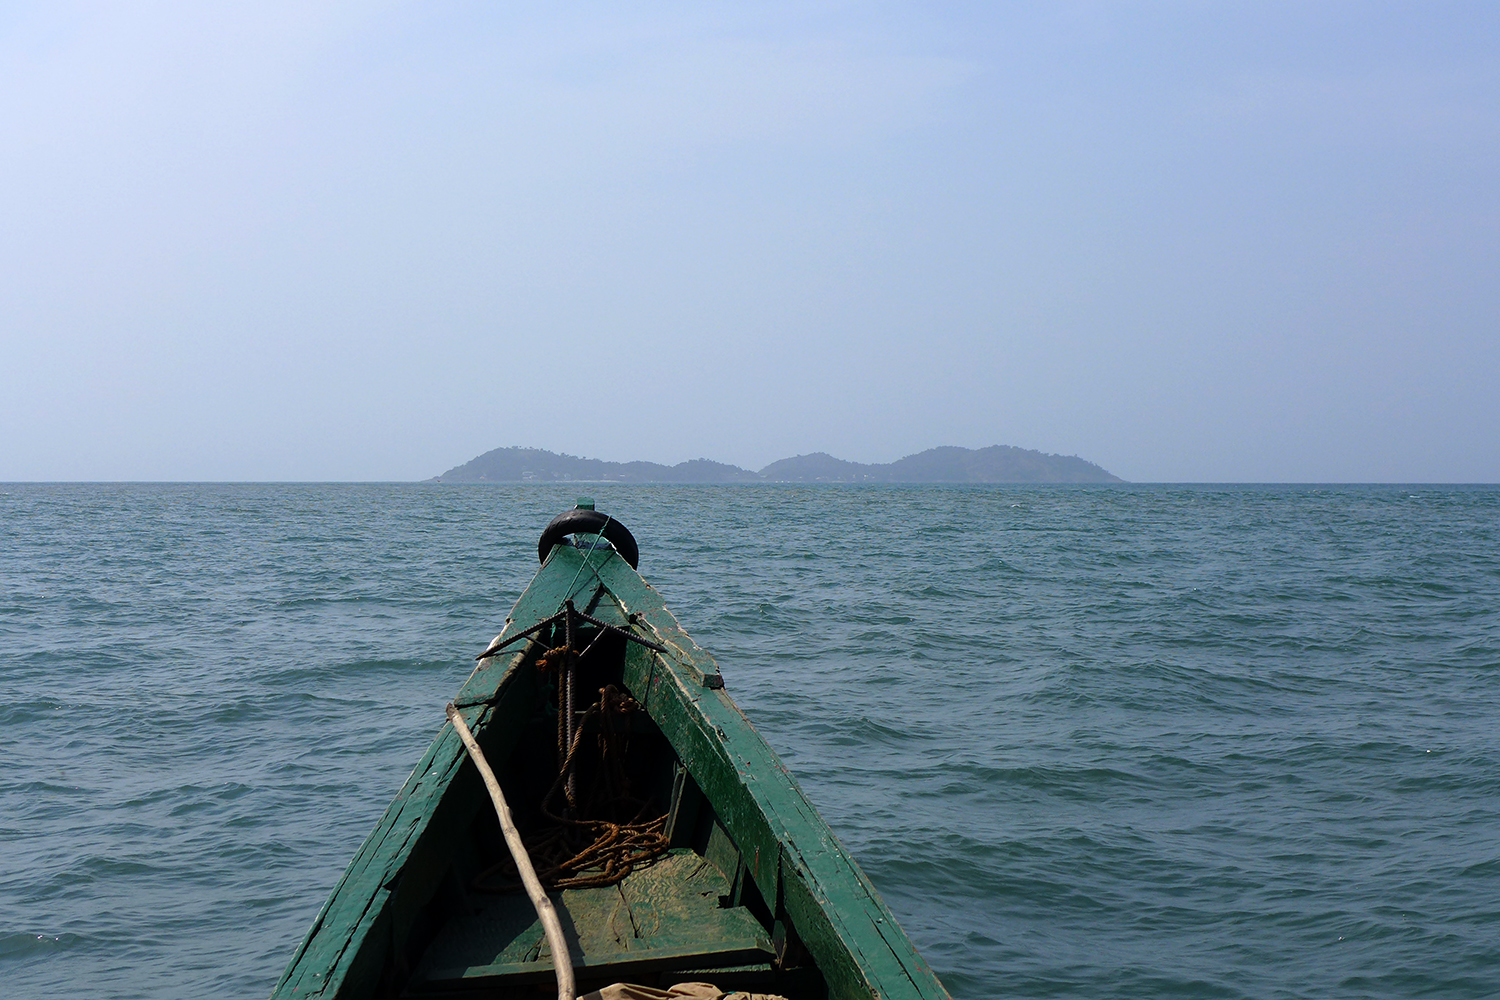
[{"x1": 473, "y1": 673, "x2": 670, "y2": 893}]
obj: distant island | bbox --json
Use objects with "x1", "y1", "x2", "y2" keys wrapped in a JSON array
[{"x1": 433, "y1": 445, "x2": 1123, "y2": 484}]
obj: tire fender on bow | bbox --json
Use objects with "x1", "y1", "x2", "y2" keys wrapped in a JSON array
[{"x1": 537, "y1": 509, "x2": 640, "y2": 569}]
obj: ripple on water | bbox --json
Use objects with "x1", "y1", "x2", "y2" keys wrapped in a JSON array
[{"x1": 2, "y1": 483, "x2": 1500, "y2": 999}]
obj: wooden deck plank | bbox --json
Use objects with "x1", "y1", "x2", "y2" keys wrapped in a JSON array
[
  {"x1": 411, "y1": 889, "x2": 546, "y2": 977},
  {"x1": 616, "y1": 849, "x2": 769, "y2": 959},
  {"x1": 413, "y1": 851, "x2": 770, "y2": 989},
  {"x1": 549, "y1": 884, "x2": 634, "y2": 961},
  {"x1": 418, "y1": 939, "x2": 775, "y2": 989}
]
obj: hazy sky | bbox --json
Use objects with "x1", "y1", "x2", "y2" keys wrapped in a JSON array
[{"x1": 3, "y1": 2, "x2": 1497, "y2": 481}]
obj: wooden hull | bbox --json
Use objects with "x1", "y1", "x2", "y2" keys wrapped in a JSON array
[{"x1": 271, "y1": 529, "x2": 950, "y2": 1000}]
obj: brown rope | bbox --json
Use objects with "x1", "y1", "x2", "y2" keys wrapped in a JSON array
[{"x1": 473, "y1": 679, "x2": 669, "y2": 893}]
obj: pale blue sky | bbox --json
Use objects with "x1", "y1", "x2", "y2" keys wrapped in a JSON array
[{"x1": 3, "y1": 2, "x2": 1496, "y2": 481}]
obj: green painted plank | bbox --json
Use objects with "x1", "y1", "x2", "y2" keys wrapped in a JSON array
[
  {"x1": 616, "y1": 851, "x2": 769, "y2": 952},
  {"x1": 414, "y1": 851, "x2": 770, "y2": 990},
  {"x1": 411, "y1": 891, "x2": 547, "y2": 978},
  {"x1": 272, "y1": 563, "x2": 586, "y2": 1000},
  {"x1": 550, "y1": 884, "x2": 635, "y2": 961},
  {"x1": 274, "y1": 737, "x2": 461, "y2": 998},
  {"x1": 422, "y1": 940, "x2": 776, "y2": 989},
  {"x1": 279, "y1": 728, "x2": 475, "y2": 998},
  {"x1": 589, "y1": 551, "x2": 951, "y2": 1000}
]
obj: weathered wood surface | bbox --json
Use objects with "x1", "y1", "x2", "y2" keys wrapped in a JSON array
[
  {"x1": 269, "y1": 552, "x2": 579, "y2": 1000},
  {"x1": 411, "y1": 851, "x2": 771, "y2": 988},
  {"x1": 271, "y1": 540, "x2": 950, "y2": 1000},
  {"x1": 589, "y1": 551, "x2": 950, "y2": 1000}
]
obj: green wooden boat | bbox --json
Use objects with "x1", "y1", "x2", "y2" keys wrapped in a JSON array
[{"x1": 272, "y1": 505, "x2": 950, "y2": 1000}]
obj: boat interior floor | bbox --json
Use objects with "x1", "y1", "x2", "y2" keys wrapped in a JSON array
[{"x1": 404, "y1": 850, "x2": 781, "y2": 998}]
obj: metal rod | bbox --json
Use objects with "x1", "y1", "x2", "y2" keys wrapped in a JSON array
[
  {"x1": 473, "y1": 610, "x2": 567, "y2": 660},
  {"x1": 564, "y1": 602, "x2": 577, "y2": 812},
  {"x1": 570, "y1": 610, "x2": 669, "y2": 653}
]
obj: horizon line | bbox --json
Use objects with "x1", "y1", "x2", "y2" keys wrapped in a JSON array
[{"x1": 4, "y1": 480, "x2": 1499, "y2": 487}]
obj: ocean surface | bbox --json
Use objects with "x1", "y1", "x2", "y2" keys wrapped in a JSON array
[{"x1": 2, "y1": 483, "x2": 1498, "y2": 999}]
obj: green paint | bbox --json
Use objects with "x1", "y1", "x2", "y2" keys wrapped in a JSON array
[
  {"x1": 412, "y1": 852, "x2": 772, "y2": 990},
  {"x1": 271, "y1": 536, "x2": 950, "y2": 1000}
]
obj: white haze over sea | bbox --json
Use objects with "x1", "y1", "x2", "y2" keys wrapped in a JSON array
[{"x1": 2, "y1": 3, "x2": 1498, "y2": 483}]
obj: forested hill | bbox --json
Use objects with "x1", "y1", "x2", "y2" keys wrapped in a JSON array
[{"x1": 433, "y1": 445, "x2": 1122, "y2": 483}]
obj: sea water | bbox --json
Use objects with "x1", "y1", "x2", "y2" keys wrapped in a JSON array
[{"x1": 2, "y1": 483, "x2": 1497, "y2": 999}]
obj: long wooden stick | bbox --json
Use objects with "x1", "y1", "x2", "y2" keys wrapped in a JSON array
[{"x1": 446, "y1": 703, "x2": 575, "y2": 1000}]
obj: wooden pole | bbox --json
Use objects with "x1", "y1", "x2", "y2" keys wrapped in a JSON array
[{"x1": 446, "y1": 703, "x2": 575, "y2": 1000}]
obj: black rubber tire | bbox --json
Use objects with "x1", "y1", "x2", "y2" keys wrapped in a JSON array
[{"x1": 537, "y1": 509, "x2": 640, "y2": 569}]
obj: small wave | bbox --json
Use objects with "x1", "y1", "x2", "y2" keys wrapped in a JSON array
[
  {"x1": 0, "y1": 931, "x2": 86, "y2": 959},
  {"x1": 5, "y1": 482, "x2": 1500, "y2": 1000},
  {"x1": 0, "y1": 698, "x2": 69, "y2": 727}
]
